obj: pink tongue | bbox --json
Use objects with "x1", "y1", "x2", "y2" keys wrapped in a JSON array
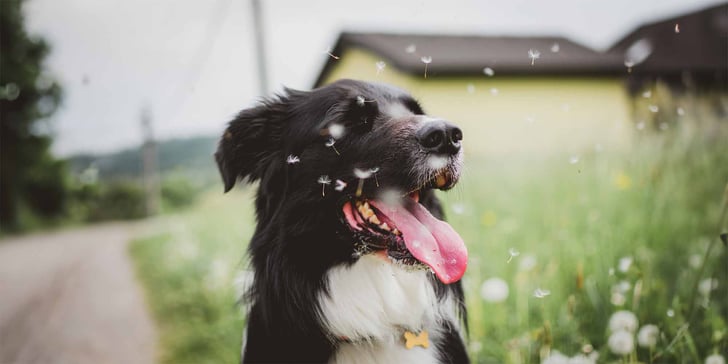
[{"x1": 369, "y1": 199, "x2": 468, "y2": 284}]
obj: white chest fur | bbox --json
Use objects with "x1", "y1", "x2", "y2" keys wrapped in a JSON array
[{"x1": 319, "y1": 255, "x2": 452, "y2": 364}]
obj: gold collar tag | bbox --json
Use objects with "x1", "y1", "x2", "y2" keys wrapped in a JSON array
[{"x1": 403, "y1": 330, "x2": 429, "y2": 349}]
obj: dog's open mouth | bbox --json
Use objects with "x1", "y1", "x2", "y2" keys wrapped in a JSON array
[{"x1": 342, "y1": 173, "x2": 467, "y2": 284}]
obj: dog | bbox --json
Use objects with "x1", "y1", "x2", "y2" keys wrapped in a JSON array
[{"x1": 215, "y1": 79, "x2": 469, "y2": 363}]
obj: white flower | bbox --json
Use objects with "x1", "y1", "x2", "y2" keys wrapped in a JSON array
[
  {"x1": 543, "y1": 350, "x2": 569, "y2": 364},
  {"x1": 706, "y1": 354, "x2": 726, "y2": 364},
  {"x1": 618, "y1": 256, "x2": 633, "y2": 272},
  {"x1": 609, "y1": 310, "x2": 639, "y2": 333},
  {"x1": 608, "y1": 330, "x2": 634, "y2": 355},
  {"x1": 637, "y1": 324, "x2": 659, "y2": 348},
  {"x1": 480, "y1": 278, "x2": 509, "y2": 303},
  {"x1": 568, "y1": 354, "x2": 596, "y2": 364}
]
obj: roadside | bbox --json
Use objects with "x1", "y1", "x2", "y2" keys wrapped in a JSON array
[{"x1": 0, "y1": 222, "x2": 158, "y2": 364}]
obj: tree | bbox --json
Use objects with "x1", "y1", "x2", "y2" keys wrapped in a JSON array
[{"x1": 1, "y1": 0, "x2": 65, "y2": 231}]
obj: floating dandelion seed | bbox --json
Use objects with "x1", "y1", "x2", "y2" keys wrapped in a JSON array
[
  {"x1": 648, "y1": 105, "x2": 659, "y2": 113},
  {"x1": 490, "y1": 88, "x2": 499, "y2": 96},
  {"x1": 405, "y1": 44, "x2": 416, "y2": 54},
  {"x1": 356, "y1": 95, "x2": 366, "y2": 106},
  {"x1": 420, "y1": 56, "x2": 432, "y2": 78},
  {"x1": 624, "y1": 38, "x2": 653, "y2": 72},
  {"x1": 528, "y1": 49, "x2": 541, "y2": 66},
  {"x1": 375, "y1": 61, "x2": 386, "y2": 75},
  {"x1": 335, "y1": 179, "x2": 347, "y2": 192},
  {"x1": 674, "y1": 23, "x2": 680, "y2": 33},
  {"x1": 353, "y1": 168, "x2": 373, "y2": 197},
  {"x1": 642, "y1": 90, "x2": 652, "y2": 98},
  {"x1": 369, "y1": 167, "x2": 380, "y2": 187},
  {"x1": 636, "y1": 121, "x2": 646, "y2": 130},
  {"x1": 507, "y1": 248, "x2": 520, "y2": 263},
  {"x1": 569, "y1": 155, "x2": 580, "y2": 164},
  {"x1": 353, "y1": 168, "x2": 372, "y2": 179},
  {"x1": 666, "y1": 309, "x2": 675, "y2": 317},
  {"x1": 318, "y1": 175, "x2": 331, "y2": 196},
  {"x1": 325, "y1": 138, "x2": 340, "y2": 155},
  {"x1": 328, "y1": 123, "x2": 345, "y2": 139},
  {"x1": 533, "y1": 287, "x2": 551, "y2": 298},
  {"x1": 466, "y1": 84, "x2": 475, "y2": 94},
  {"x1": 550, "y1": 43, "x2": 560, "y2": 53},
  {"x1": 624, "y1": 60, "x2": 635, "y2": 73},
  {"x1": 659, "y1": 122, "x2": 669, "y2": 131},
  {"x1": 677, "y1": 107, "x2": 685, "y2": 116},
  {"x1": 286, "y1": 155, "x2": 300, "y2": 164},
  {"x1": 483, "y1": 67, "x2": 494, "y2": 76},
  {"x1": 519, "y1": 255, "x2": 536, "y2": 271},
  {"x1": 324, "y1": 48, "x2": 340, "y2": 60}
]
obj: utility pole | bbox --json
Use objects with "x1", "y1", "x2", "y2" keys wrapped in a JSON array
[
  {"x1": 140, "y1": 106, "x2": 160, "y2": 216},
  {"x1": 250, "y1": 0, "x2": 269, "y2": 95}
]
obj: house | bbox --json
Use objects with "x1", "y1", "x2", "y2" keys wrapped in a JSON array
[{"x1": 313, "y1": 4, "x2": 726, "y2": 157}]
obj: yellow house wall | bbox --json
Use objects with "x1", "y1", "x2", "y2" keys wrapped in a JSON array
[{"x1": 322, "y1": 48, "x2": 633, "y2": 158}]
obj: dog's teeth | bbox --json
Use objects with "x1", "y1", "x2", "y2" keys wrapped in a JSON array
[
  {"x1": 368, "y1": 214, "x2": 381, "y2": 225},
  {"x1": 380, "y1": 222, "x2": 390, "y2": 231}
]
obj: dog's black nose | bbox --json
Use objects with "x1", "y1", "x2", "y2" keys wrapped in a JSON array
[{"x1": 416, "y1": 120, "x2": 462, "y2": 155}]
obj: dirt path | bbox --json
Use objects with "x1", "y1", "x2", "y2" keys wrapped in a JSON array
[{"x1": 0, "y1": 223, "x2": 157, "y2": 364}]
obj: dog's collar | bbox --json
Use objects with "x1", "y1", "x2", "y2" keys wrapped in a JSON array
[{"x1": 336, "y1": 329, "x2": 429, "y2": 349}]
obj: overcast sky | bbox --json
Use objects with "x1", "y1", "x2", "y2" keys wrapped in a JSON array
[{"x1": 24, "y1": 0, "x2": 724, "y2": 156}]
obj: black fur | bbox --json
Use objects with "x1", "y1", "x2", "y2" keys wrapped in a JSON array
[{"x1": 216, "y1": 79, "x2": 469, "y2": 363}]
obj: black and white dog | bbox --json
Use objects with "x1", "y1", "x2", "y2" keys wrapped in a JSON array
[{"x1": 215, "y1": 79, "x2": 470, "y2": 363}]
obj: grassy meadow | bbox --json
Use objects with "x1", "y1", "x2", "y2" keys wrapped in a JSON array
[{"x1": 131, "y1": 101, "x2": 727, "y2": 363}]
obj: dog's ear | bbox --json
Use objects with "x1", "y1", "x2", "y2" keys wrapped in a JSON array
[{"x1": 215, "y1": 99, "x2": 288, "y2": 192}]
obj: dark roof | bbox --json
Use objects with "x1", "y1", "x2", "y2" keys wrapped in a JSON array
[
  {"x1": 314, "y1": 4, "x2": 728, "y2": 87},
  {"x1": 608, "y1": 3, "x2": 727, "y2": 74},
  {"x1": 315, "y1": 33, "x2": 624, "y2": 86}
]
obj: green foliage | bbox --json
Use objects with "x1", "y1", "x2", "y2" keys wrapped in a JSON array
[
  {"x1": 130, "y1": 192, "x2": 252, "y2": 364},
  {"x1": 0, "y1": 0, "x2": 65, "y2": 231},
  {"x1": 161, "y1": 174, "x2": 201, "y2": 211},
  {"x1": 69, "y1": 181, "x2": 147, "y2": 222},
  {"x1": 67, "y1": 136, "x2": 219, "y2": 183}
]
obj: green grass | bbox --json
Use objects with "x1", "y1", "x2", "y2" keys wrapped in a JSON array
[{"x1": 130, "y1": 113, "x2": 727, "y2": 363}]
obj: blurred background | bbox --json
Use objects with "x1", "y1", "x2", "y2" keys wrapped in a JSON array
[{"x1": 1, "y1": 0, "x2": 726, "y2": 363}]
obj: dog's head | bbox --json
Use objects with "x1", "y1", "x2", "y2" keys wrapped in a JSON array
[{"x1": 216, "y1": 79, "x2": 467, "y2": 284}]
